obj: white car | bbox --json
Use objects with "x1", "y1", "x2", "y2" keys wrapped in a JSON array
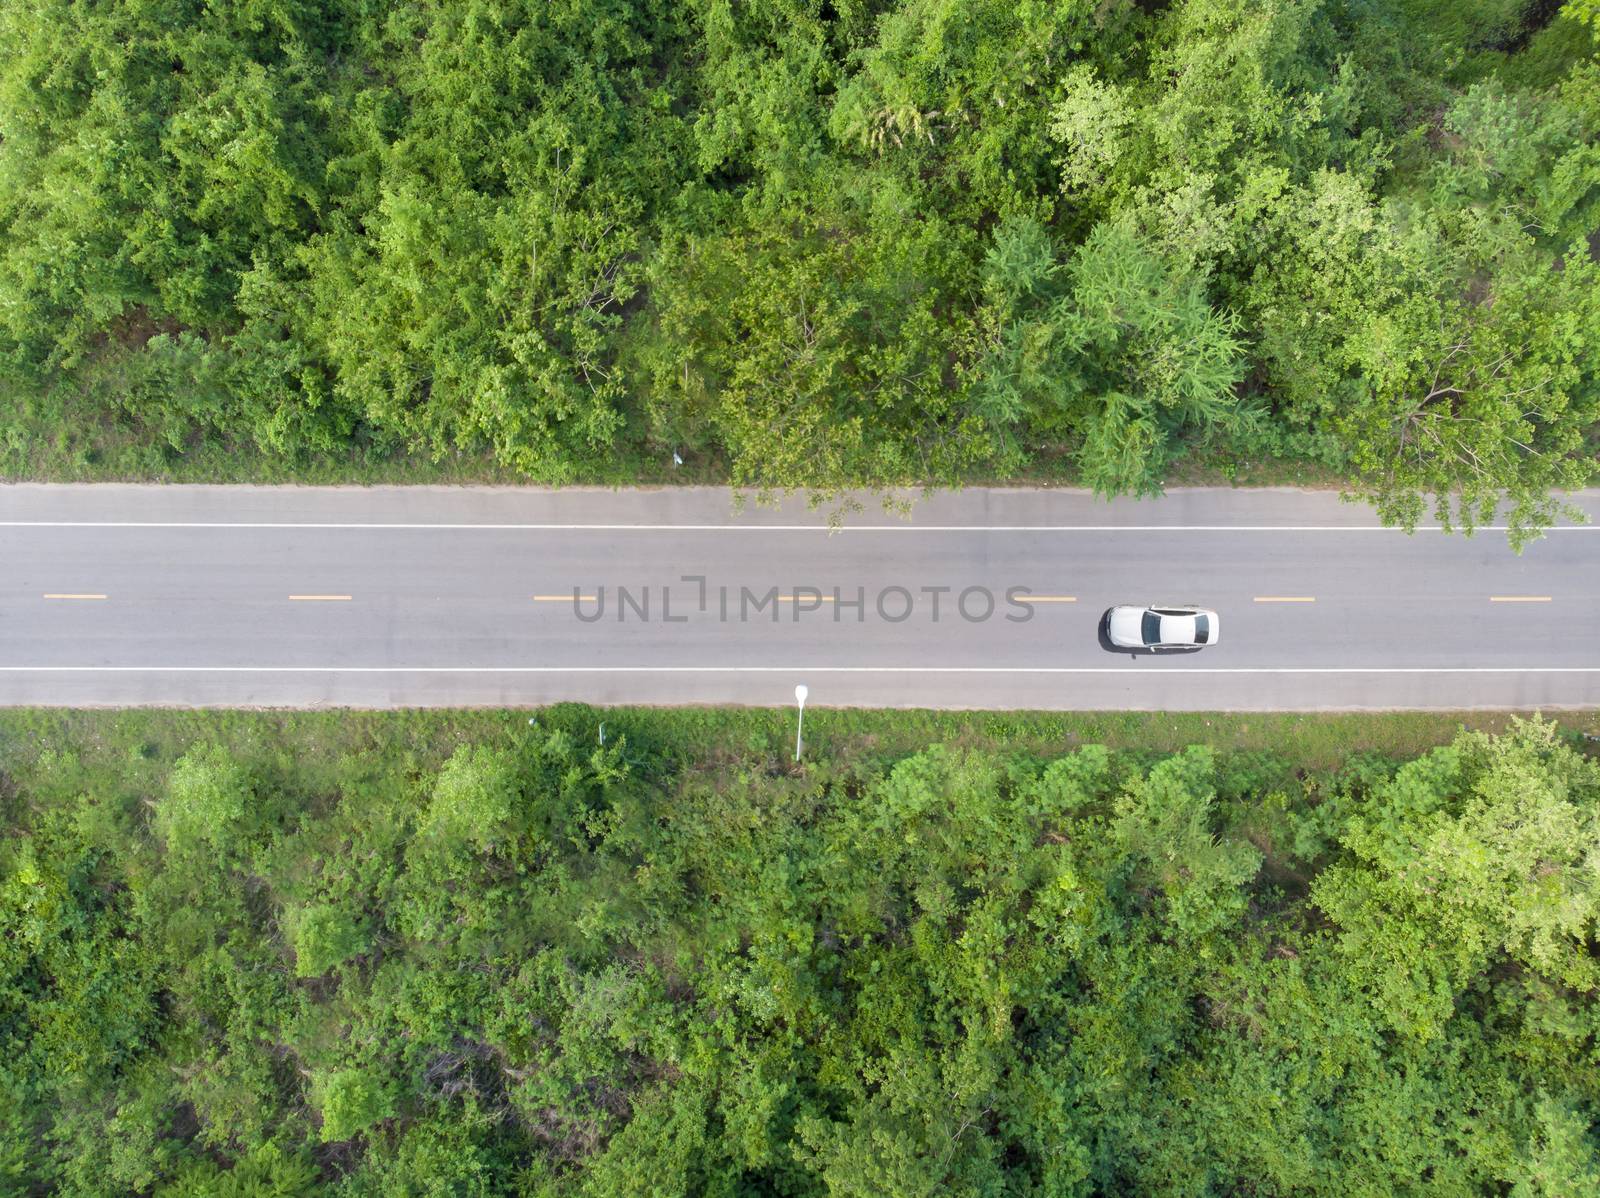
[{"x1": 1105, "y1": 604, "x2": 1220, "y2": 650}]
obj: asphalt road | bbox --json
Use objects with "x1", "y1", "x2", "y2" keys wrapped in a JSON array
[{"x1": 2, "y1": 484, "x2": 1597, "y2": 711}]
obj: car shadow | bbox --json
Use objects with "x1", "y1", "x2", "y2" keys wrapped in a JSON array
[{"x1": 1098, "y1": 610, "x2": 1140, "y2": 657}]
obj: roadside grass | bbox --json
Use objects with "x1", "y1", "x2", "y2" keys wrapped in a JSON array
[
  {"x1": 2, "y1": 388, "x2": 1343, "y2": 492},
  {"x1": 0, "y1": 421, "x2": 713, "y2": 487},
  {"x1": 3, "y1": 428, "x2": 1343, "y2": 493},
  {"x1": 2, "y1": 708, "x2": 1593, "y2": 809}
]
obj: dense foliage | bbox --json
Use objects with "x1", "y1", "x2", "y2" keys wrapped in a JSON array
[
  {"x1": 1, "y1": 1, "x2": 1598, "y2": 535},
  {"x1": 4, "y1": 712, "x2": 1600, "y2": 1194}
]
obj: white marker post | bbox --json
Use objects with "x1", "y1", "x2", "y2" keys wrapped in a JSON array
[{"x1": 794, "y1": 684, "x2": 808, "y2": 762}]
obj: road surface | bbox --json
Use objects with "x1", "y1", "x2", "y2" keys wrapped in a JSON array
[{"x1": 1, "y1": 484, "x2": 1597, "y2": 711}]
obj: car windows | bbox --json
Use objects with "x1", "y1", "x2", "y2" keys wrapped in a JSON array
[
  {"x1": 1195, "y1": 614, "x2": 1210, "y2": 644},
  {"x1": 1141, "y1": 611, "x2": 1162, "y2": 644}
]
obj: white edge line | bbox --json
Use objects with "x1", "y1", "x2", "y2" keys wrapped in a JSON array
[
  {"x1": 0, "y1": 666, "x2": 1596, "y2": 675},
  {"x1": 0, "y1": 521, "x2": 1593, "y2": 532}
]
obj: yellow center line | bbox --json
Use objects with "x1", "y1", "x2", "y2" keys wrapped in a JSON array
[
  {"x1": 43, "y1": 593, "x2": 107, "y2": 600},
  {"x1": 1489, "y1": 595, "x2": 1552, "y2": 602},
  {"x1": 1014, "y1": 595, "x2": 1077, "y2": 603},
  {"x1": 537, "y1": 593, "x2": 843, "y2": 604},
  {"x1": 1254, "y1": 596, "x2": 1316, "y2": 603},
  {"x1": 288, "y1": 594, "x2": 352, "y2": 602}
]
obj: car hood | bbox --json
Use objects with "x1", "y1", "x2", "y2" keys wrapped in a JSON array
[{"x1": 1108, "y1": 607, "x2": 1145, "y2": 645}]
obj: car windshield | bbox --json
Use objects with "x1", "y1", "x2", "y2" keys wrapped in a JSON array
[
  {"x1": 1194, "y1": 614, "x2": 1210, "y2": 644},
  {"x1": 1141, "y1": 611, "x2": 1162, "y2": 644}
]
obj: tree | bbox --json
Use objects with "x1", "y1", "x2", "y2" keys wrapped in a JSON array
[
  {"x1": 643, "y1": 198, "x2": 986, "y2": 491},
  {"x1": 973, "y1": 217, "x2": 1249, "y2": 494},
  {"x1": 1338, "y1": 240, "x2": 1599, "y2": 547},
  {"x1": 0, "y1": 0, "x2": 1594, "y2": 540},
  {"x1": 313, "y1": 1068, "x2": 394, "y2": 1144},
  {"x1": 1112, "y1": 746, "x2": 1263, "y2": 939},
  {"x1": 154, "y1": 745, "x2": 251, "y2": 857},
  {"x1": 8, "y1": 712, "x2": 1600, "y2": 1191},
  {"x1": 1560, "y1": 1, "x2": 1600, "y2": 38},
  {"x1": 416, "y1": 744, "x2": 522, "y2": 853},
  {"x1": 1240, "y1": 77, "x2": 1600, "y2": 546},
  {"x1": 1313, "y1": 718, "x2": 1600, "y2": 1039},
  {"x1": 286, "y1": 903, "x2": 369, "y2": 978}
]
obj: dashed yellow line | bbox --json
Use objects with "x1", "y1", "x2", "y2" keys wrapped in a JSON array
[
  {"x1": 1254, "y1": 596, "x2": 1316, "y2": 603},
  {"x1": 43, "y1": 593, "x2": 107, "y2": 600},
  {"x1": 536, "y1": 592, "x2": 842, "y2": 605},
  {"x1": 288, "y1": 594, "x2": 352, "y2": 602},
  {"x1": 1489, "y1": 595, "x2": 1551, "y2": 602}
]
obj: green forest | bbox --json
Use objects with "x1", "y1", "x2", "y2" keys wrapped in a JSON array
[
  {"x1": 2, "y1": 1, "x2": 1599, "y2": 537},
  {"x1": 4, "y1": 709, "x2": 1600, "y2": 1194}
]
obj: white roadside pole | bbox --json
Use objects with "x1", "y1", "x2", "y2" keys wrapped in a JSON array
[{"x1": 794, "y1": 684, "x2": 809, "y2": 762}]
